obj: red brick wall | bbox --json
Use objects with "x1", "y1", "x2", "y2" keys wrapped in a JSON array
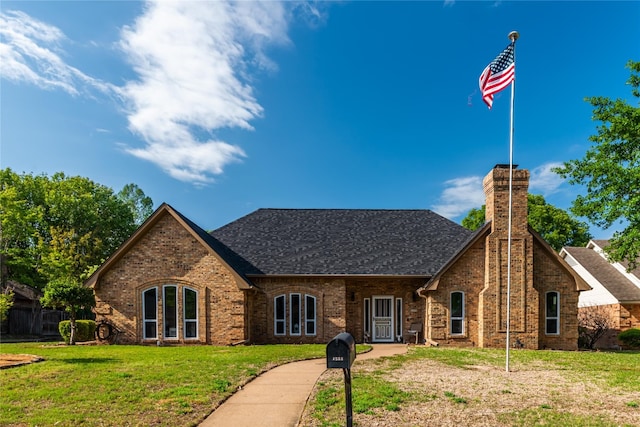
[
  {"x1": 247, "y1": 277, "x2": 424, "y2": 344},
  {"x1": 94, "y1": 213, "x2": 247, "y2": 345},
  {"x1": 533, "y1": 241, "x2": 580, "y2": 350},
  {"x1": 247, "y1": 277, "x2": 345, "y2": 344},
  {"x1": 423, "y1": 167, "x2": 580, "y2": 350},
  {"x1": 583, "y1": 303, "x2": 640, "y2": 349},
  {"x1": 621, "y1": 303, "x2": 640, "y2": 330},
  {"x1": 426, "y1": 239, "x2": 485, "y2": 346},
  {"x1": 480, "y1": 167, "x2": 539, "y2": 348}
]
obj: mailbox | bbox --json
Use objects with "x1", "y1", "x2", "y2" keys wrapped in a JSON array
[{"x1": 326, "y1": 332, "x2": 356, "y2": 369}]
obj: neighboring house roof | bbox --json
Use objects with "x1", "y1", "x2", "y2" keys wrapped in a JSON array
[
  {"x1": 420, "y1": 224, "x2": 590, "y2": 292},
  {"x1": 562, "y1": 244, "x2": 640, "y2": 302},
  {"x1": 210, "y1": 209, "x2": 472, "y2": 276},
  {"x1": 589, "y1": 239, "x2": 640, "y2": 280},
  {"x1": 85, "y1": 203, "x2": 253, "y2": 290},
  {"x1": 6, "y1": 280, "x2": 42, "y2": 301}
]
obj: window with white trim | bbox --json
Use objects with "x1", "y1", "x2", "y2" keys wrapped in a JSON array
[
  {"x1": 143, "y1": 287, "x2": 157, "y2": 339},
  {"x1": 274, "y1": 295, "x2": 286, "y2": 336},
  {"x1": 545, "y1": 291, "x2": 560, "y2": 335},
  {"x1": 450, "y1": 291, "x2": 464, "y2": 335},
  {"x1": 163, "y1": 285, "x2": 178, "y2": 339},
  {"x1": 364, "y1": 298, "x2": 371, "y2": 339},
  {"x1": 141, "y1": 284, "x2": 199, "y2": 340},
  {"x1": 183, "y1": 287, "x2": 198, "y2": 339},
  {"x1": 305, "y1": 295, "x2": 316, "y2": 336},
  {"x1": 273, "y1": 293, "x2": 317, "y2": 337},
  {"x1": 290, "y1": 294, "x2": 301, "y2": 335},
  {"x1": 395, "y1": 298, "x2": 403, "y2": 339}
]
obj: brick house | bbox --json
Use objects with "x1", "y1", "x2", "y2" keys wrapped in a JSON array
[
  {"x1": 560, "y1": 240, "x2": 640, "y2": 348},
  {"x1": 87, "y1": 165, "x2": 588, "y2": 349}
]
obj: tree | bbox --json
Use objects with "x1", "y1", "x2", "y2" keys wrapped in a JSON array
[
  {"x1": 0, "y1": 169, "x2": 153, "y2": 289},
  {"x1": 461, "y1": 194, "x2": 592, "y2": 251},
  {"x1": 41, "y1": 277, "x2": 95, "y2": 345},
  {"x1": 461, "y1": 206, "x2": 485, "y2": 231},
  {"x1": 555, "y1": 60, "x2": 640, "y2": 269},
  {"x1": 0, "y1": 170, "x2": 48, "y2": 288},
  {"x1": 118, "y1": 183, "x2": 154, "y2": 226},
  {"x1": 0, "y1": 288, "x2": 14, "y2": 323},
  {"x1": 578, "y1": 305, "x2": 614, "y2": 350}
]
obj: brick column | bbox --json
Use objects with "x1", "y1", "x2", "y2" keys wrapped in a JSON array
[{"x1": 479, "y1": 165, "x2": 538, "y2": 348}]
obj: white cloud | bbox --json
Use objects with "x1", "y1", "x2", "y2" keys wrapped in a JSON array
[
  {"x1": 432, "y1": 163, "x2": 567, "y2": 220},
  {"x1": 431, "y1": 176, "x2": 485, "y2": 219},
  {"x1": 0, "y1": 10, "x2": 115, "y2": 96},
  {"x1": 529, "y1": 162, "x2": 565, "y2": 195},
  {"x1": 1, "y1": 1, "x2": 316, "y2": 186},
  {"x1": 117, "y1": 0, "x2": 293, "y2": 184}
]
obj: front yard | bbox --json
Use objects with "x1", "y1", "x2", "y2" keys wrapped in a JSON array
[
  {"x1": 1, "y1": 343, "x2": 639, "y2": 427},
  {"x1": 301, "y1": 347, "x2": 640, "y2": 427},
  {"x1": 0, "y1": 342, "x2": 327, "y2": 426}
]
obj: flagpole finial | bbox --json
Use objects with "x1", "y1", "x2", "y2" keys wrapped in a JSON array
[{"x1": 508, "y1": 31, "x2": 519, "y2": 42}]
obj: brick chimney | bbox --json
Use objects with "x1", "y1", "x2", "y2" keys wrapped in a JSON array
[
  {"x1": 483, "y1": 164, "x2": 529, "y2": 236},
  {"x1": 478, "y1": 165, "x2": 537, "y2": 348}
]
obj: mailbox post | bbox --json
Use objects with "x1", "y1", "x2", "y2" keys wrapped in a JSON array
[{"x1": 326, "y1": 332, "x2": 356, "y2": 427}]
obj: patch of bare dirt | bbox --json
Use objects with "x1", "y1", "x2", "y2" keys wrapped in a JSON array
[
  {"x1": 300, "y1": 352, "x2": 640, "y2": 426},
  {"x1": 0, "y1": 354, "x2": 44, "y2": 369}
]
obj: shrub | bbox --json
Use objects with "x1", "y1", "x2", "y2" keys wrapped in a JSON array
[
  {"x1": 59, "y1": 320, "x2": 96, "y2": 344},
  {"x1": 618, "y1": 328, "x2": 640, "y2": 349}
]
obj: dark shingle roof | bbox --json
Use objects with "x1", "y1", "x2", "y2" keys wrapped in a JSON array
[
  {"x1": 563, "y1": 246, "x2": 640, "y2": 301},
  {"x1": 210, "y1": 209, "x2": 472, "y2": 276},
  {"x1": 590, "y1": 239, "x2": 640, "y2": 280}
]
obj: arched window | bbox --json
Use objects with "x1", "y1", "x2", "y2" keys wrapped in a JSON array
[
  {"x1": 183, "y1": 287, "x2": 198, "y2": 339},
  {"x1": 163, "y1": 285, "x2": 178, "y2": 339},
  {"x1": 141, "y1": 284, "x2": 199, "y2": 341},
  {"x1": 290, "y1": 294, "x2": 301, "y2": 335},
  {"x1": 142, "y1": 287, "x2": 157, "y2": 339},
  {"x1": 273, "y1": 293, "x2": 317, "y2": 337},
  {"x1": 274, "y1": 295, "x2": 286, "y2": 336},
  {"x1": 305, "y1": 295, "x2": 316, "y2": 336},
  {"x1": 450, "y1": 291, "x2": 464, "y2": 335},
  {"x1": 545, "y1": 292, "x2": 560, "y2": 335}
]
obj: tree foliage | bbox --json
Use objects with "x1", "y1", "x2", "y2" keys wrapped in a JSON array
[
  {"x1": 118, "y1": 183, "x2": 154, "y2": 226},
  {"x1": 0, "y1": 288, "x2": 14, "y2": 322},
  {"x1": 0, "y1": 169, "x2": 153, "y2": 289},
  {"x1": 460, "y1": 194, "x2": 592, "y2": 251},
  {"x1": 41, "y1": 277, "x2": 96, "y2": 345},
  {"x1": 555, "y1": 60, "x2": 640, "y2": 269}
]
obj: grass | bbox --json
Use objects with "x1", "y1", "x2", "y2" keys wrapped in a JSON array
[
  {"x1": 306, "y1": 347, "x2": 640, "y2": 427},
  {"x1": 0, "y1": 342, "x2": 340, "y2": 426},
  {"x1": 311, "y1": 374, "x2": 414, "y2": 427}
]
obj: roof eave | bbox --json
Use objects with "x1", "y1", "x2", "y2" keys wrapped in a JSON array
[{"x1": 246, "y1": 273, "x2": 431, "y2": 280}]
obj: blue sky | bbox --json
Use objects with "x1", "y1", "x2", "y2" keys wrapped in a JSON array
[{"x1": 1, "y1": 1, "x2": 639, "y2": 237}]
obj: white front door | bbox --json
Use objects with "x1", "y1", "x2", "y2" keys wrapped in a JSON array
[{"x1": 372, "y1": 296, "x2": 394, "y2": 342}]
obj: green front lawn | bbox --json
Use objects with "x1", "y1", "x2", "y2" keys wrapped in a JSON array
[{"x1": 0, "y1": 342, "x2": 332, "y2": 426}]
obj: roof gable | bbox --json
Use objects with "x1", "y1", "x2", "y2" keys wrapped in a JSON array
[
  {"x1": 420, "y1": 223, "x2": 590, "y2": 292},
  {"x1": 210, "y1": 209, "x2": 472, "y2": 276},
  {"x1": 419, "y1": 222, "x2": 492, "y2": 291},
  {"x1": 85, "y1": 203, "x2": 252, "y2": 290},
  {"x1": 562, "y1": 243, "x2": 640, "y2": 302}
]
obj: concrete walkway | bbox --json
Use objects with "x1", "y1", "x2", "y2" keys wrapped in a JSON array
[{"x1": 199, "y1": 344, "x2": 408, "y2": 427}]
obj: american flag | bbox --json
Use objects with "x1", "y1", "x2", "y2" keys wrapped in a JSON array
[{"x1": 479, "y1": 43, "x2": 515, "y2": 109}]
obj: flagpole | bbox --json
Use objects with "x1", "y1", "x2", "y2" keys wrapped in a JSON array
[{"x1": 505, "y1": 30, "x2": 519, "y2": 373}]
